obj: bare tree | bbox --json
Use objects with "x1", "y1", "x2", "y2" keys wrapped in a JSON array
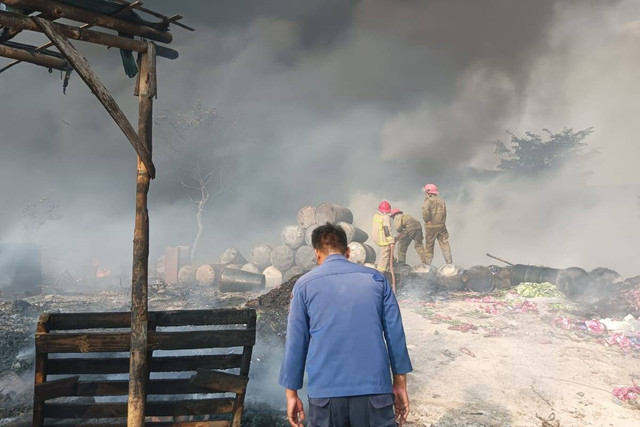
[{"x1": 180, "y1": 163, "x2": 225, "y2": 262}]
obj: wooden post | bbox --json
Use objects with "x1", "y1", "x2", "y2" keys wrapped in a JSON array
[
  {"x1": 127, "y1": 42, "x2": 156, "y2": 427},
  {"x1": 32, "y1": 314, "x2": 50, "y2": 426}
]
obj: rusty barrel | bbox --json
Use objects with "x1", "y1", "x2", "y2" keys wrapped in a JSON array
[
  {"x1": 218, "y1": 268, "x2": 266, "y2": 292},
  {"x1": 347, "y1": 242, "x2": 376, "y2": 265},
  {"x1": 281, "y1": 224, "x2": 305, "y2": 249},
  {"x1": 436, "y1": 264, "x2": 465, "y2": 291},
  {"x1": 297, "y1": 205, "x2": 317, "y2": 229},
  {"x1": 220, "y1": 248, "x2": 248, "y2": 266},
  {"x1": 510, "y1": 264, "x2": 560, "y2": 287},
  {"x1": 295, "y1": 245, "x2": 318, "y2": 271},
  {"x1": 315, "y1": 203, "x2": 354, "y2": 225},
  {"x1": 271, "y1": 245, "x2": 295, "y2": 271},
  {"x1": 463, "y1": 265, "x2": 494, "y2": 293},
  {"x1": 250, "y1": 244, "x2": 272, "y2": 271},
  {"x1": 337, "y1": 221, "x2": 369, "y2": 243}
]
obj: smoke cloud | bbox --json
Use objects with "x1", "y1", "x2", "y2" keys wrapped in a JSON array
[{"x1": 0, "y1": 0, "x2": 638, "y2": 282}]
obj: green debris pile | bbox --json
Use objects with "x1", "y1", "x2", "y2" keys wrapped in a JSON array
[{"x1": 515, "y1": 282, "x2": 562, "y2": 298}]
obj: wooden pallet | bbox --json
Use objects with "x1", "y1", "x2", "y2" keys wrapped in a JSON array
[{"x1": 32, "y1": 309, "x2": 256, "y2": 426}]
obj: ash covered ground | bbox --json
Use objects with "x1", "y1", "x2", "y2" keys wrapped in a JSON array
[{"x1": 1, "y1": 271, "x2": 639, "y2": 426}]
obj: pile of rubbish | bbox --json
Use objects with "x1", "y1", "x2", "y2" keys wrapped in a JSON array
[
  {"x1": 246, "y1": 275, "x2": 298, "y2": 340},
  {"x1": 177, "y1": 203, "x2": 375, "y2": 292}
]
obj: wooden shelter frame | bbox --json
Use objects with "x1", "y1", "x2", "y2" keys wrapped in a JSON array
[{"x1": 0, "y1": 1, "x2": 192, "y2": 425}]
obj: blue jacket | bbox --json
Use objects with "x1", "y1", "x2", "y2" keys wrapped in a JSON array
[{"x1": 278, "y1": 254, "x2": 412, "y2": 398}]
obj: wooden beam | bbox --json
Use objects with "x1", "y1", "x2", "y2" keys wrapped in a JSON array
[
  {"x1": 46, "y1": 354, "x2": 244, "y2": 375},
  {"x1": 33, "y1": 17, "x2": 156, "y2": 177},
  {"x1": 46, "y1": 308, "x2": 255, "y2": 331},
  {"x1": 0, "y1": 11, "x2": 178, "y2": 60},
  {"x1": 43, "y1": 398, "x2": 234, "y2": 418},
  {"x1": 34, "y1": 376, "x2": 79, "y2": 402},
  {"x1": 127, "y1": 41, "x2": 155, "y2": 427},
  {"x1": 190, "y1": 369, "x2": 249, "y2": 395},
  {"x1": 4, "y1": 0, "x2": 173, "y2": 44},
  {"x1": 0, "y1": 42, "x2": 70, "y2": 70},
  {"x1": 112, "y1": 0, "x2": 196, "y2": 31}
]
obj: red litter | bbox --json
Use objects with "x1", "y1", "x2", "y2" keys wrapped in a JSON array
[{"x1": 613, "y1": 382, "x2": 640, "y2": 401}]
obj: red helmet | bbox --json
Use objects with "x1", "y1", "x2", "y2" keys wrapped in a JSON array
[
  {"x1": 390, "y1": 208, "x2": 403, "y2": 217},
  {"x1": 378, "y1": 200, "x2": 391, "y2": 213},
  {"x1": 423, "y1": 183, "x2": 439, "y2": 194}
]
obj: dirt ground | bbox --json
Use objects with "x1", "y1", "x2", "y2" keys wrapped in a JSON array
[
  {"x1": 1, "y1": 278, "x2": 639, "y2": 426},
  {"x1": 398, "y1": 295, "x2": 640, "y2": 427}
]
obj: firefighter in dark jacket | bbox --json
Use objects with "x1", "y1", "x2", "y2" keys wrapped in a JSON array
[
  {"x1": 390, "y1": 208, "x2": 427, "y2": 265},
  {"x1": 422, "y1": 184, "x2": 453, "y2": 265}
]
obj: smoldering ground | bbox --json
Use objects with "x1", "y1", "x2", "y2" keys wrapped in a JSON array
[{"x1": 1, "y1": 0, "x2": 639, "y2": 279}]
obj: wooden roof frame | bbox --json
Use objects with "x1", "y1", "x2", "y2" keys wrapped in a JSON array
[{"x1": 0, "y1": 1, "x2": 192, "y2": 425}]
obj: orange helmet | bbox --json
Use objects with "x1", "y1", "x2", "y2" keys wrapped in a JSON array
[
  {"x1": 378, "y1": 200, "x2": 391, "y2": 213},
  {"x1": 423, "y1": 183, "x2": 439, "y2": 194}
]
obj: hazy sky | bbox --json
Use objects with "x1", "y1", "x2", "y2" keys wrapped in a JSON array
[{"x1": 1, "y1": 0, "x2": 638, "y2": 278}]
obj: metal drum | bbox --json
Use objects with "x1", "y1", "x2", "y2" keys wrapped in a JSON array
[
  {"x1": 295, "y1": 246, "x2": 317, "y2": 271},
  {"x1": 413, "y1": 264, "x2": 438, "y2": 290},
  {"x1": 463, "y1": 265, "x2": 494, "y2": 293},
  {"x1": 556, "y1": 267, "x2": 591, "y2": 298},
  {"x1": 241, "y1": 263, "x2": 260, "y2": 274},
  {"x1": 281, "y1": 225, "x2": 305, "y2": 249},
  {"x1": 220, "y1": 248, "x2": 248, "y2": 266},
  {"x1": 195, "y1": 264, "x2": 216, "y2": 286},
  {"x1": 510, "y1": 264, "x2": 560, "y2": 287},
  {"x1": 296, "y1": 205, "x2": 317, "y2": 229},
  {"x1": 218, "y1": 268, "x2": 266, "y2": 292},
  {"x1": 250, "y1": 245, "x2": 272, "y2": 271},
  {"x1": 436, "y1": 264, "x2": 465, "y2": 291},
  {"x1": 337, "y1": 221, "x2": 369, "y2": 243},
  {"x1": 178, "y1": 265, "x2": 198, "y2": 287},
  {"x1": 304, "y1": 224, "x2": 319, "y2": 246},
  {"x1": 270, "y1": 245, "x2": 295, "y2": 271},
  {"x1": 347, "y1": 242, "x2": 376, "y2": 265},
  {"x1": 263, "y1": 266, "x2": 283, "y2": 289},
  {"x1": 315, "y1": 203, "x2": 354, "y2": 225}
]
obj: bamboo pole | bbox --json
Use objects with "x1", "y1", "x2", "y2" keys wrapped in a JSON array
[
  {"x1": 127, "y1": 42, "x2": 155, "y2": 427},
  {"x1": 0, "y1": 11, "x2": 178, "y2": 59},
  {"x1": 0, "y1": 43, "x2": 70, "y2": 70},
  {"x1": 4, "y1": 0, "x2": 172, "y2": 43}
]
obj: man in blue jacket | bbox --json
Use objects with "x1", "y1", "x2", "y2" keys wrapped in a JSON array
[{"x1": 279, "y1": 223, "x2": 413, "y2": 427}]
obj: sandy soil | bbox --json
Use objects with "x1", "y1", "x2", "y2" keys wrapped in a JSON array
[
  {"x1": 1, "y1": 283, "x2": 639, "y2": 426},
  {"x1": 399, "y1": 295, "x2": 640, "y2": 427}
]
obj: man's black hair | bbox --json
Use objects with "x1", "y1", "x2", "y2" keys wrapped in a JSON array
[{"x1": 312, "y1": 222, "x2": 348, "y2": 253}]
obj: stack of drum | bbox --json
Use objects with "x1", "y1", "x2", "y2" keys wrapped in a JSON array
[{"x1": 177, "y1": 202, "x2": 376, "y2": 291}]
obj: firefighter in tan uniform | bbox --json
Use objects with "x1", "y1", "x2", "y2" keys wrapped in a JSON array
[
  {"x1": 422, "y1": 184, "x2": 453, "y2": 265},
  {"x1": 371, "y1": 200, "x2": 395, "y2": 272},
  {"x1": 390, "y1": 208, "x2": 427, "y2": 265}
]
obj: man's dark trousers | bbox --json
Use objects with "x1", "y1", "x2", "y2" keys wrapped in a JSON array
[{"x1": 308, "y1": 394, "x2": 396, "y2": 427}]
